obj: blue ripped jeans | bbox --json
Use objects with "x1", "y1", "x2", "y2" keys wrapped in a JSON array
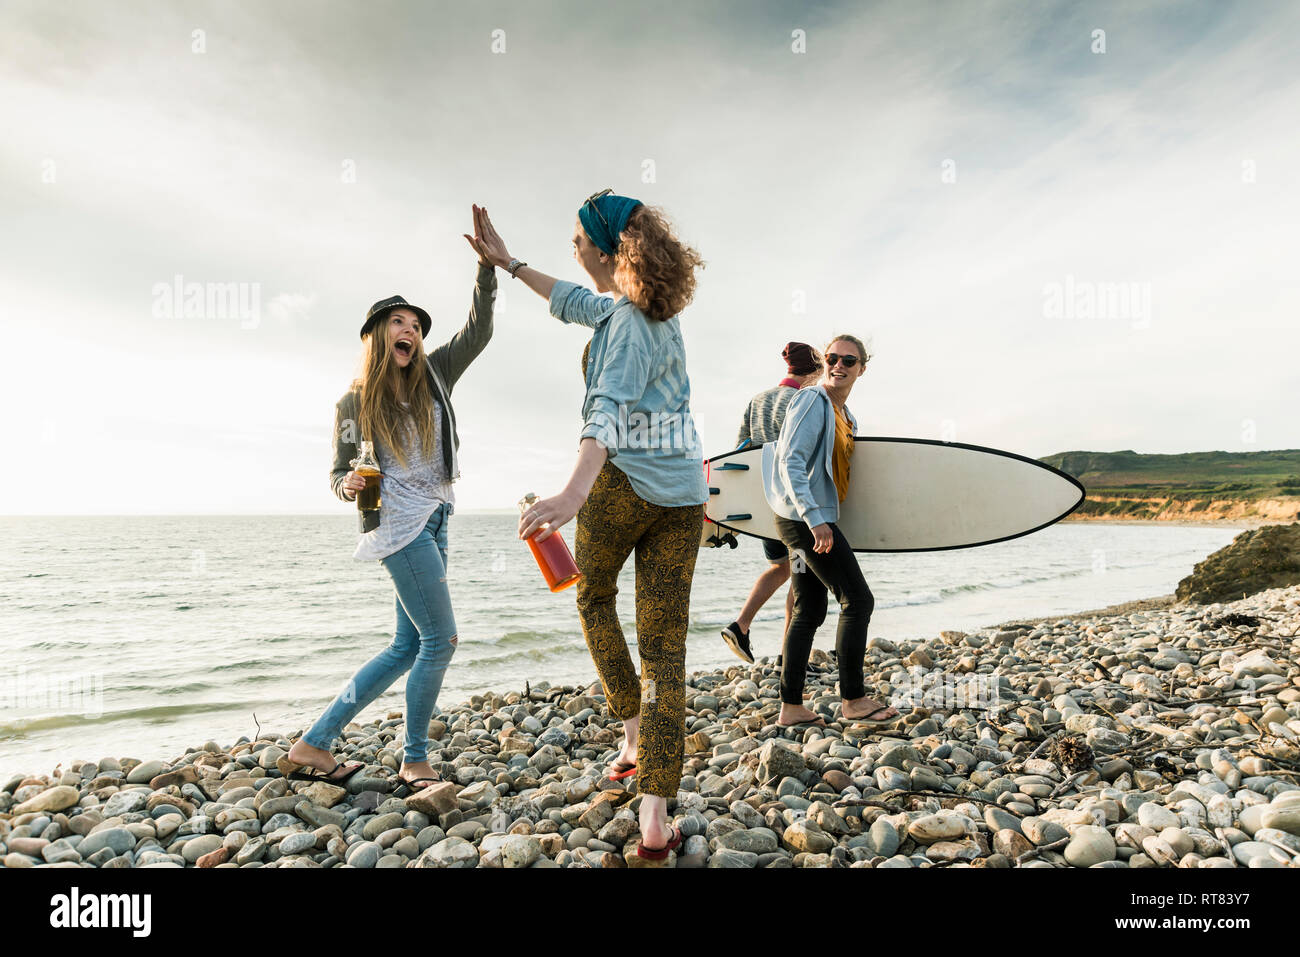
[{"x1": 303, "y1": 503, "x2": 458, "y2": 763}]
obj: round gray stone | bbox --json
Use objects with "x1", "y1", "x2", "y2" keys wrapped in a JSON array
[
  {"x1": 346, "y1": 840, "x2": 382, "y2": 868},
  {"x1": 181, "y1": 835, "x2": 224, "y2": 863},
  {"x1": 984, "y1": 806, "x2": 1022, "y2": 834},
  {"x1": 279, "y1": 832, "x2": 318, "y2": 856}
]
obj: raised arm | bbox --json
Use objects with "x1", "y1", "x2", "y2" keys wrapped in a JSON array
[
  {"x1": 428, "y1": 260, "x2": 497, "y2": 391},
  {"x1": 494, "y1": 261, "x2": 620, "y2": 331},
  {"x1": 547, "y1": 280, "x2": 619, "y2": 329},
  {"x1": 465, "y1": 204, "x2": 571, "y2": 310}
]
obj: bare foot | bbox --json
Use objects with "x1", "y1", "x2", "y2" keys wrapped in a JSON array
[
  {"x1": 638, "y1": 795, "x2": 675, "y2": 851},
  {"x1": 841, "y1": 696, "x2": 900, "y2": 721},
  {"x1": 614, "y1": 715, "x2": 640, "y2": 768},
  {"x1": 777, "y1": 703, "x2": 825, "y2": 727},
  {"x1": 639, "y1": 821, "x2": 677, "y2": 851}
]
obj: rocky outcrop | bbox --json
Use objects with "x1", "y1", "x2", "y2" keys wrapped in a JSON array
[{"x1": 1176, "y1": 523, "x2": 1300, "y2": 603}]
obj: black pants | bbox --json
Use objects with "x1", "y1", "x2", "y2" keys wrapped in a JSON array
[{"x1": 774, "y1": 516, "x2": 875, "y2": 705}]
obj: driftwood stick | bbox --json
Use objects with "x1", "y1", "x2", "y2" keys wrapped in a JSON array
[
  {"x1": 989, "y1": 730, "x2": 1060, "y2": 772},
  {"x1": 1016, "y1": 834, "x2": 1070, "y2": 864},
  {"x1": 1213, "y1": 827, "x2": 1238, "y2": 867},
  {"x1": 1049, "y1": 770, "x2": 1092, "y2": 798}
]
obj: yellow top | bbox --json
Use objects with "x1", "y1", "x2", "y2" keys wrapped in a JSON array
[{"x1": 832, "y1": 402, "x2": 854, "y2": 503}]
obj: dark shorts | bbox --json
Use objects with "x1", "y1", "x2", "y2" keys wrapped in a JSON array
[{"x1": 761, "y1": 536, "x2": 789, "y2": 563}]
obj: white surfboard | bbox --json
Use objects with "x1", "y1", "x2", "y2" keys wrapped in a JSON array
[{"x1": 700, "y1": 437, "x2": 1085, "y2": 552}]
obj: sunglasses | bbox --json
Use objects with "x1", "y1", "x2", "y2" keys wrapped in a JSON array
[
  {"x1": 583, "y1": 187, "x2": 614, "y2": 232},
  {"x1": 825, "y1": 353, "x2": 860, "y2": 368}
]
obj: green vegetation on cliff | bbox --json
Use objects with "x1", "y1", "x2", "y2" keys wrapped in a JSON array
[
  {"x1": 1041, "y1": 448, "x2": 1300, "y2": 493},
  {"x1": 1040, "y1": 448, "x2": 1300, "y2": 519}
]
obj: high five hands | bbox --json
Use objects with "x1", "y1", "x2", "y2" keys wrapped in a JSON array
[{"x1": 464, "y1": 204, "x2": 512, "y2": 270}]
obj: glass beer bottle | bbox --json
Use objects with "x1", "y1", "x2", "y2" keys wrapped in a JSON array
[
  {"x1": 518, "y1": 493, "x2": 581, "y2": 592},
  {"x1": 351, "y1": 441, "x2": 382, "y2": 512}
]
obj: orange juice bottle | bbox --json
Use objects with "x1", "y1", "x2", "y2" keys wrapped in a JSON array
[{"x1": 518, "y1": 493, "x2": 582, "y2": 592}]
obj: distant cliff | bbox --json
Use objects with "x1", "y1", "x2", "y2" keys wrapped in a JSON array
[{"x1": 1040, "y1": 448, "x2": 1300, "y2": 524}]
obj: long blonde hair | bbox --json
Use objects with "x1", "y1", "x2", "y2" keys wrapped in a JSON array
[
  {"x1": 613, "y1": 205, "x2": 706, "y2": 322},
  {"x1": 351, "y1": 319, "x2": 436, "y2": 469}
]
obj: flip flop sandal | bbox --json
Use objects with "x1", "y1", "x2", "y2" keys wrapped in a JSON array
[
  {"x1": 287, "y1": 760, "x2": 364, "y2": 785},
  {"x1": 776, "y1": 716, "x2": 827, "y2": 728},
  {"x1": 390, "y1": 774, "x2": 441, "y2": 795},
  {"x1": 844, "y1": 706, "x2": 900, "y2": 726},
  {"x1": 608, "y1": 761, "x2": 637, "y2": 782},
  {"x1": 635, "y1": 826, "x2": 684, "y2": 861}
]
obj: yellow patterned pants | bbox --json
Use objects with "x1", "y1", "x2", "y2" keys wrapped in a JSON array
[{"x1": 574, "y1": 461, "x2": 704, "y2": 798}]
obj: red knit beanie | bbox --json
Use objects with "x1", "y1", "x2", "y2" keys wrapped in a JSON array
[{"x1": 782, "y1": 341, "x2": 818, "y2": 375}]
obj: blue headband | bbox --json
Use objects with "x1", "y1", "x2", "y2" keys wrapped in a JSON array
[{"x1": 578, "y1": 193, "x2": 643, "y2": 256}]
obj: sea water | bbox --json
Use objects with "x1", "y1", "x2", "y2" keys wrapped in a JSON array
[{"x1": 0, "y1": 514, "x2": 1242, "y2": 777}]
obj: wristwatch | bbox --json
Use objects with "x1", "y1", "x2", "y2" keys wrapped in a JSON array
[{"x1": 506, "y1": 258, "x2": 527, "y2": 278}]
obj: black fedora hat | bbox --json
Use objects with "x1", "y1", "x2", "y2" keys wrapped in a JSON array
[{"x1": 361, "y1": 295, "x2": 432, "y2": 340}]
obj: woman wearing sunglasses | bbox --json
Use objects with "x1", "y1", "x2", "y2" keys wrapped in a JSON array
[
  {"x1": 761, "y1": 335, "x2": 900, "y2": 728},
  {"x1": 467, "y1": 191, "x2": 707, "y2": 861}
]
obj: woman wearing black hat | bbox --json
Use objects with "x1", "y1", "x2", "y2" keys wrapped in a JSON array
[{"x1": 284, "y1": 206, "x2": 496, "y2": 792}]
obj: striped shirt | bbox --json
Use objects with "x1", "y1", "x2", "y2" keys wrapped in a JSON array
[
  {"x1": 353, "y1": 399, "x2": 454, "y2": 562},
  {"x1": 736, "y1": 383, "x2": 800, "y2": 446}
]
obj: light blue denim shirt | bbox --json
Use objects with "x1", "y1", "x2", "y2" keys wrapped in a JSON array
[
  {"x1": 549, "y1": 280, "x2": 707, "y2": 508},
  {"x1": 761, "y1": 386, "x2": 857, "y2": 528}
]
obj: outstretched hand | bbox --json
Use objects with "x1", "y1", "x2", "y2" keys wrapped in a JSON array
[{"x1": 464, "y1": 204, "x2": 512, "y2": 269}]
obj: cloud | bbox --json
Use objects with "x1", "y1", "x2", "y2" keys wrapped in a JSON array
[
  {"x1": 266, "y1": 293, "x2": 317, "y2": 325},
  {"x1": 1, "y1": 0, "x2": 1297, "y2": 514}
]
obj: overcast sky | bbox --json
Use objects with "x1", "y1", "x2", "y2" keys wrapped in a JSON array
[{"x1": 2, "y1": 0, "x2": 1297, "y2": 515}]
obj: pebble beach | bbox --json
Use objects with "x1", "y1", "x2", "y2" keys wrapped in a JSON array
[{"x1": 3, "y1": 584, "x2": 1299, "y2": 870}]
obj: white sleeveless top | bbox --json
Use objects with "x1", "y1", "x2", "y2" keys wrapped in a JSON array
[{"x1": 353, "y1": 399, "x2": 455, "y2": 562}]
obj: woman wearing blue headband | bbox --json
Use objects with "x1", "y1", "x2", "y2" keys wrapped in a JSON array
[{"x1": 468, "y1": 196, "x2": 707, "y2": 862}]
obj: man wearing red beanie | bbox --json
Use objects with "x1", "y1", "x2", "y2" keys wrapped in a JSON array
[{"x1": 721, "y1": 342, "x2": 823, "y2": 663}]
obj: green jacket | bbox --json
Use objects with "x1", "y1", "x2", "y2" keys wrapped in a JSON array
[{"x1": 330, "y1": 262, "x2": 497, "y2": 501}]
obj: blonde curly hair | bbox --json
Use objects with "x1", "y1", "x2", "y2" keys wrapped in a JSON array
[{"x1": 613, "y1": 205, "x2": 705, "y2": 322}]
